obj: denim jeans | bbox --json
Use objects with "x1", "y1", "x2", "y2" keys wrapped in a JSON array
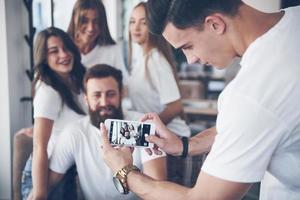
[{"x1": 21, "y1": 156, "x2": 32, "y2": 200}]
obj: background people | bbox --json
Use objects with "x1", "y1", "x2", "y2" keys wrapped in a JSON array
[{"x1": 127, "y1": 2, "x2": 190, "y2": 138}]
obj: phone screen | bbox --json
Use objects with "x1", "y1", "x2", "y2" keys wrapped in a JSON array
[{"x1": 108, "y1": 120, "x2": 152, "y2": 147}]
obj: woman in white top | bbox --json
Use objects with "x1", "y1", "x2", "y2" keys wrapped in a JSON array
[
  {"x1": 67, "y1": 0, "x2": 128, "y2": 82},
  {"x1": 127, "y1": 2, "x2": 190, "y2": 137},
  {"x1": 30, "y1": 27, "x2": 86, "y2": 199}
]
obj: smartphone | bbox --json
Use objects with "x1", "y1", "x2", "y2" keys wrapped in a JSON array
[{"x1": 104, "y1": 119, "x2": 155, "y2": 148}]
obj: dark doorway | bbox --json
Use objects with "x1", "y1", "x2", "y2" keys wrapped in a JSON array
[{"x1": 281, "y1": 0, "x2": 300, "y2": 8}]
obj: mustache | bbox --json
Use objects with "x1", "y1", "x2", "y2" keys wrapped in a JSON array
[{"x1": 89, "y1": 105, "x2": 123, "y2": 128}]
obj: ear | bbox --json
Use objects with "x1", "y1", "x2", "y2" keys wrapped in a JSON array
[
  {"x1": 205, "y1": 14, "x2": 226, "y2": 34},
  {"x1": 84, "y1": 94, "x2": 89, "y2": 106}
]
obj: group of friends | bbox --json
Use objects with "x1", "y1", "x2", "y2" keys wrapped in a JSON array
[{"x1": 12, "y1": 0, "x2": 300, "y2": 200}]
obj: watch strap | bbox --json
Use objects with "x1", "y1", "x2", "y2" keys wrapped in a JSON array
[
  {"x1": 115, "y1": 164, "x2": 140, "y2": 194},
  {"x1": 180, "y1": 136, "x2": 189, "y2": 158}
]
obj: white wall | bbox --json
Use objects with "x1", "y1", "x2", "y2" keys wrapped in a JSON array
[
  {"x1": 0, "y1": 1, "x2": 12, "y2": 198},
  {"x1": 0, "y1": 0, "x2": 32, "y2": 199},
  {"x1": 103, "y1": 0, "x2": 123, "y2": 41},
  {"x1": 244, "y1": 0, "x2": 281, "y2": 12}
]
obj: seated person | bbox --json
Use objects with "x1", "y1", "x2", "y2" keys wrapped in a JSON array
[
  {"x1": 119, "y1": 127, "x2": 137, "y2": 146},
  {"x1": 47, "y1": 64, "x2": 166, "y2": 199}
]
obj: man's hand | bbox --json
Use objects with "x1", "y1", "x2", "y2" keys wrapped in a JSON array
[
  {"x1": 99, "y1": 123, "x2": 134, "y2": 174},
  {"x1": 141, "y1": 113, "x2": 183, "y2": 156}
]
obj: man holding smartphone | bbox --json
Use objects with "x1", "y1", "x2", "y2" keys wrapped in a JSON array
[
  {"x1": 100, "y1": 0, "x2": 300, "y2": 200},
  {"x1": 46, "y1": 64, "x2": 166, "y2": 199}
]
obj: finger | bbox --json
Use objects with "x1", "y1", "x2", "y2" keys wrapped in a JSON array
[
  {"x1": 145, "y1": 148, "x2": 153, "y2": 155},
  {"x1": 153, "y1": 145, "x2": 163, "y2": 155},
  {"x1": 99, "y1": 123, "x2": 113, "y2": 150},
  {"x1": 145, "y1": 135, "x2": 165, "y2": 149},
  {"x1": 140, "y1": 112, "x2": 156, "y2": 122},
  {"x1": 129, "y1": 147, "x2": 135, "y2": 154},
  {"x1": 119, "y1": 146, "x2": 133, "y2": 154}
]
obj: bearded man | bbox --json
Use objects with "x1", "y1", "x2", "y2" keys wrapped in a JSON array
[{"x1": 46, "y1": 64, "x2": 166, "y2": 200}]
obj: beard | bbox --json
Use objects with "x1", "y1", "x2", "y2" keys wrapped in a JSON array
[{"x1": 89, "y1": 105, "x2": 124, "y2": 128}]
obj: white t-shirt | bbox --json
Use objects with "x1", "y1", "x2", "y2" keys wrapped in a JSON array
[
  {"x1": 33, "y1": 81, "x2": 86, "y2": 156},
  {"x1": 81, "y1": 44, "x2": 129, "y2": 84},
  {"x1": 128, "y1": 48, "x2": 190, "y2": 137},
  {"x1": 49, "y1": 111, "x2": 165, "y2": 200},
  {"x1": 202, "y1": 6, "x2": 300, "y2": 200}
]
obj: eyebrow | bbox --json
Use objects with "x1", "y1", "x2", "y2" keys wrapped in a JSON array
[
  {"x1": 130, "y1": 17, "x2": 146, "y2": 21},
  {"x1": 47, "y1": 46, "x2": 57, "y2": 50}
]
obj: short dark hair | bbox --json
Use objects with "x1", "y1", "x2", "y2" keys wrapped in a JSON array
[
  {"x1": 83, "y1": 64, "x2": 123, "y2": 93},
  {"x1": 146, "y1": 0, "x2": 243, "y2": 34}
]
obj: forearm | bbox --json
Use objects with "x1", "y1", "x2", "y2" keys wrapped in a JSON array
[
  {"x1": 143, "y1": 157, "x2": 167, "y2": 181},
  {"x1": 189, "y1": 126, "x2": 216, "y2": 156},
  {"x1": 159, "y1": 100, "x2": 183, "y2": 124},
  {"x1": 128, "y1": 171, "x2": 190, "y2": 200},
  {"x1": 32, "y1": 149, "x2": 49, "y2": 200}
]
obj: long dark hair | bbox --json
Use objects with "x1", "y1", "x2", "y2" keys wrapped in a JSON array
[
  {"x1": 128, "y1": 2, "x2": 180, "y2": 88},
  {"x1": 33, "y1": 27, "x2": 86, "y2": 115},
  {"x1": 68, "y1": 0, "x2": 116, "y2": 46}
]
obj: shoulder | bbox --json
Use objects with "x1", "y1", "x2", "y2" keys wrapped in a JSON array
[
  {"x1": 147, "y1": 48, "x2": 172, "y2": 72},
  {"x1": 34, "y1": 81, "x2": 61, "y2": 103},
  {"x1": 124, "y1": 110, "x2": 144, "y2": 121},
  {"x1": 35, "y1": 81, "x2": 58, "y2": 96},
  {"x1": 61, "y1": 116, "x2": 90, "y2": 138},
  {"x1": 98, "y1": 44, "x2": 121, "y2": 52}
]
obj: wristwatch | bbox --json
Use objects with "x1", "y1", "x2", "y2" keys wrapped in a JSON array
[{"x1": 113, "y1": 164, "x2": 140, "y2": 194}]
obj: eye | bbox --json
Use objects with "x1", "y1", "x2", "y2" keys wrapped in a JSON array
[
  {"x1": 182, "y1": 45, "x2": 193, "y2": 51},
  {"x1": 79, "y1": 16, "x2": 88, "y2": 24},
  {"x1": 129, "y1": 20, "x2": 135, "y2": 24},
  {"x1": 48, "y1": 48, "x2": 58, "y2": 54},
  {"x1": 107, "y1": 91, "x2": 116, "y2": 98}
]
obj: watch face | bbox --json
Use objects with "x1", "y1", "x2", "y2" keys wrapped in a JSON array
[{"x1": 113, "y1": 176, "x2": 125, "y2": 194}]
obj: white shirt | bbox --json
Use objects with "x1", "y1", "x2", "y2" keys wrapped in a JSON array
[
  {"x1": 33, "y1": 81, "x2": 86, "y2": 156},
  {"x1": 202, "y1": 6, "x2": 300, "y2": 200},
  {"x1": 81, "y1": 44, "x2": 129, "y2": 84},
  {"x1": 49, "y1": 111, "x2": 165, "y2": 200},
  {"x1": 128, "y1": 48, "x2": 190, "y2": 137}
]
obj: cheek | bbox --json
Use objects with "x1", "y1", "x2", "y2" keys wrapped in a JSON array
[{"x1": 47, "y1": 56, "x2": 56, "y2": 68}]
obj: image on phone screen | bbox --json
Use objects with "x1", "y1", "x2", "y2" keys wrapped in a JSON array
[{"x1": 108, "y1": 120, "x2": 152, "y2": 147}]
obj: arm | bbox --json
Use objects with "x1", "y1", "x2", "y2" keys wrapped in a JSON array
[
  {"x1": 126, "y1": 170, "x2": 251, "y2": 200},
  {"x1": 159, "y1": 99, "x2": 183, "y2": 124},
  {"x1": 143, "y1": 157, "x2": 167, "y2": 181},
  {"x1": 99, "y1": 123, "x2": 252, "y2": 200},
  {"x1": 189, "y1": 126, "x2": 216, "y2": 156},
  {"x1": 32, "y1": 118, "x2": 54, "y2": 200}
]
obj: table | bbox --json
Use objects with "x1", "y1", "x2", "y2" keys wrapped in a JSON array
[{"x1": 183, "y1": 98, "x2": 218, "y2": 116}]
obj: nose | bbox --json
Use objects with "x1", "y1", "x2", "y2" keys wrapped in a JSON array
[
  {"x1": 186, "y1": 55, "x2": 200, "y2": 64},
  {"x1": 99, "y1": 95, "x2": 108, "y2": 107},
  {"x1": 133, "y1": 22, "x2": 140, "y2": 31},
  {"x1": 59, "y1": 48, "x2": 70, "y2": 58},
  {"x1": 87, "y1": 21, "x2": 95, "y2": 32}
]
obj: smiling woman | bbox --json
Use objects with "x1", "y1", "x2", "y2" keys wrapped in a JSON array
[
  {"x1": 13, "y1": 27, "x2": 87, "y2": 200},
  {"x1": 67, "y1": 0, "x2": 129, "y2": 83}
]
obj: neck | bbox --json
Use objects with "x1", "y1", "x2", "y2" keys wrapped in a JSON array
[
  {"x1": 140, "y1": 42, "x2": 152, "y2": 55},
  {"x1": 76, "y1": 39, "x2": 97, "y2": 55},
  {"x1": 228, "y1": 4, "x2": 284, "y2": 56}
]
